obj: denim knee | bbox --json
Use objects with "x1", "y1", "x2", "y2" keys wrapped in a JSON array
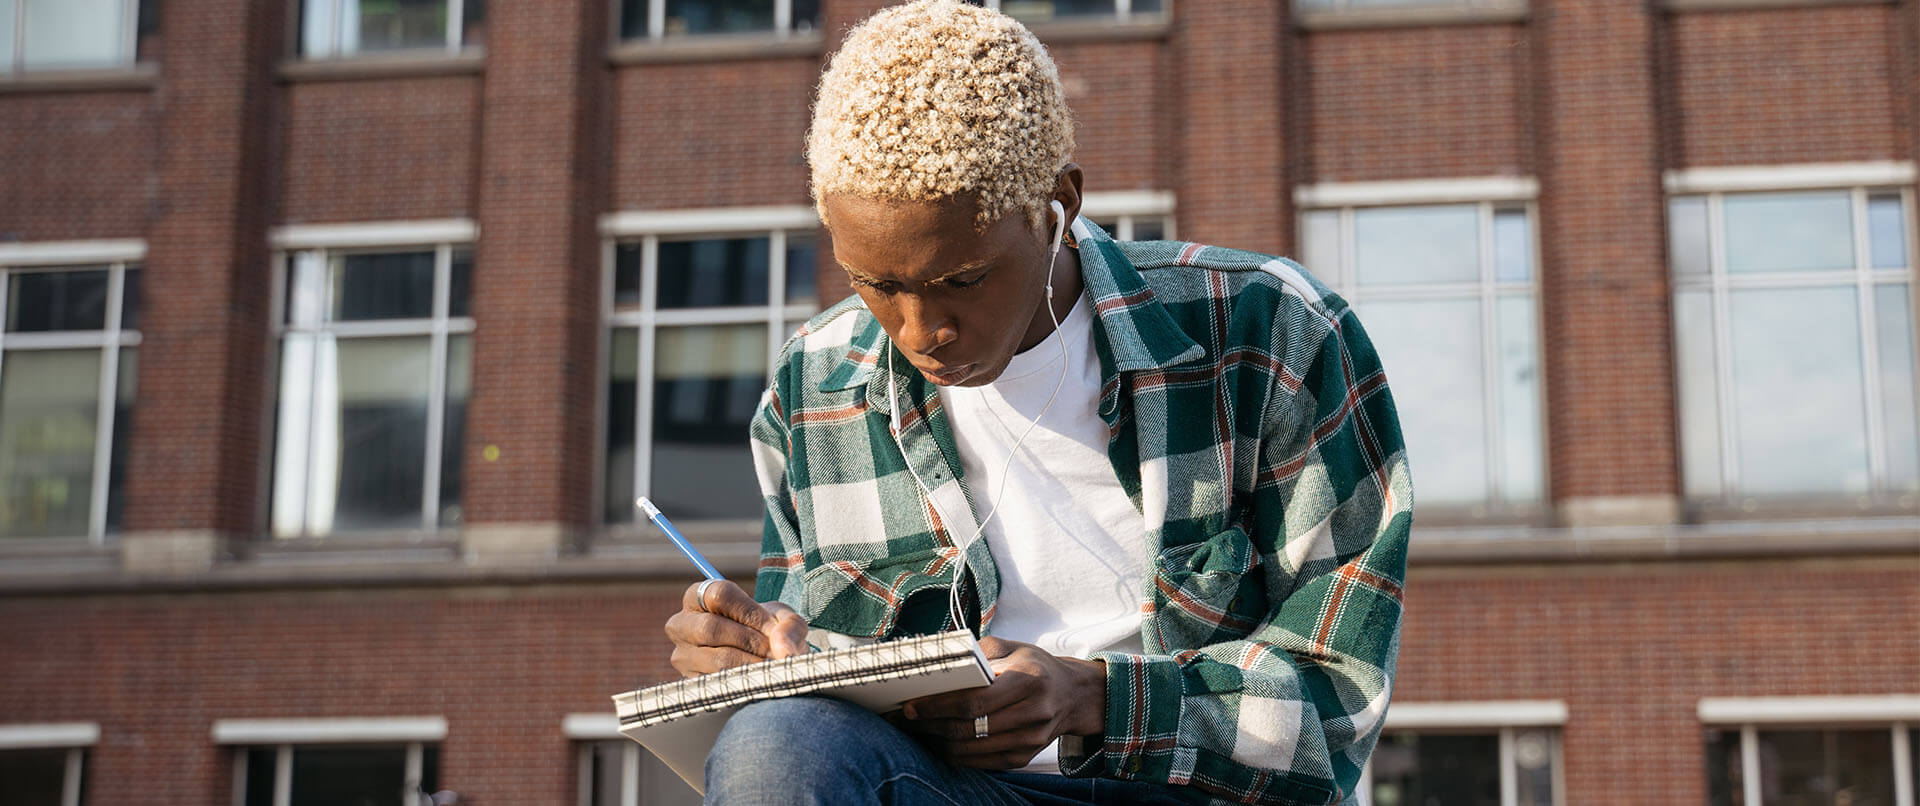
[{"x1": 705, "y1": 696, "x2": 902, "y2": 803}]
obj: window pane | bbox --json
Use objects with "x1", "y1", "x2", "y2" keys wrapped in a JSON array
[
  {"x1": 1004, "y1": 0, "x2": 1117, "y2": 20},
  {"x1": 588, "y1": 742, "x2": 626, "y2": 806},
  {"x1": 1669, "y1": 196, "x2": 1711, "y2": 277},
  {"x1": 8, "y1": 269, "x2": 110, "y2": 332},
  {"x1": 106, "y1": 347, "x2": 135, "y2": 532},
  {"x1": 606, "y1": 328, "x2": 638, "y2": 524},
  {"x1": 657, "y1": 237, "x2": 770, "y2": 309},
  {"x1": 1492, "y1": 209, "x2": 1531, "y2": 283},
  {"x1": 120, "y1": 266, "x2": 142, "y2": 330},
  {"x1": 614, "y1": 242, "x2": 643, "y2": 309},
  {"x1": 619, "y1": 0, "x2": 647, "y2": 38},
  {"x1": 300, "y1": 0, "x2": 336, "y2": 56},
  {"x1": 0, "y1": 747, "x2": 68, "y2": 805},
  {"x1": 1369, "y1": 732, "x2": 1500, "y2": 806},
  {"x1": 1354, "y1": 205, "x2": 1479, "y2": 286},
  {"x1": 1868, "y1": 193, "x2": 1909, "y2": 270},
  {"x1": 287, "y1": 745, "x2": 407, "y2": 806},
  {"x1": 329, "y1": 337, "x2": 431, "y2": 532},
  {"x1": 1357, "y1": 298, "x2": 1487, "y2": 503},
  {"x1": 22, "y1": 0, "x2": 126, "y2": 69},
  {"x1": 350, "y1": 0, "x2": 450, "y2": 53},
  {"x1": 785, "y1": 234, "x2": 818, "y2": 307},
  {"x1": 243, "y1": 748, "x2": 276, "y2": 806},
  {"x1": 1132, "y1": 216, "x2": 1168, "y2": 242},
  {"x1": 650, "y1": 324, "x2": 766, "y2": 519},
  {"x1": 1704, "y1": 729, "x2": 1742, "y2": 806},
  {"x1": 1728, "y1": 286, "x2": 1870, "y2": 495},
  {"x1": 0, "y1": 0, "x2": 16, "y2": 70},
  {"x1": 449, "y1": 247, "x2": 471, "y2": 318},
  {"x1": 0, "y1": 349, "x2": 101, "y2": 538},
  {"x1": 440, "y1": 334, "x2": 469, "y2": 527},
  {"x1": 1674, "y1": 289, "x2": 1724, "y2": 499},
  {"x1": 334, "y1": 250, "x2": 435, "y2": 321},
  {"x1": 1301, "y1": 210, "x2": 1342, "y2": 289},
  {"x1": 1755, "y1": 729, "x2": 1894, "y2": 806},
  {"x1": 1723, "y1": 191, "x2": 1854, "y2": 274},
  {"x1": 791, "y1": 0, "x2": 817, "y2": 30},
  {"x1": 1133, "y1": 0, "x2": 1162, "y2": 12},
  {"x1": 663, "y1": 0, "x2": 773, "y2": 35},
  {"x1": 1512, "y1": 731, "x2": 1555, "y2": 806},
  {"x1": 1878, "y1": 285, "x2": 1918, "y2": 492},
  {"x1": 1495, "y1": 295, "x2": 1541, "y2": 502}
]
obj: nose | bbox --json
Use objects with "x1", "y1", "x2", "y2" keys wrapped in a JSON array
[{"x1": 893, "y1": 294, "x2": 957, "y2": 357}]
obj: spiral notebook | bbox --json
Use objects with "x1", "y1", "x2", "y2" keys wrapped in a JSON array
[{"x1": 610, "y1": 629, "x2": 994, "y2": 794}]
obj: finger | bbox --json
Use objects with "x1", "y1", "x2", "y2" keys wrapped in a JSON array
[
  {"x1": 904, "y1": 666, "x2": 1037, "y2": 720},
  {"x1": 671, "y1": 644, "x2": 765, "y2": 677},
  {"x1": 683, "y1": 580, "x2": 772, "y2": 627},
  {"x1": 762, "y1": 605, "x2": 810, "y2": 659},
  {"x1": 665, "y1": 610, "x2": 773, "y2": 658},
  {"x1": 976, "y1": 636, "x2": 1018, "y2": 659}
]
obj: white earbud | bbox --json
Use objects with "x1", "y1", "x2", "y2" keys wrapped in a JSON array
[{"x1": 1047, "y1": 200, "x2": 1067, "y2": 300}]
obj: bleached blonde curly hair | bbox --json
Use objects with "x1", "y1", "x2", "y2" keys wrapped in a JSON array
[{"x1": 806, "y1": 0, "x2": 1075, "y2": 232}]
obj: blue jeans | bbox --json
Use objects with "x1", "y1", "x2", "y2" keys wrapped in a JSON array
[{"x1": 704, "y1": 696, "x2": 1192, "y2": 805}]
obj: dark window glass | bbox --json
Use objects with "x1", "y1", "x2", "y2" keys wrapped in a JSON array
[
  {"x1": 7, "y1": 269, "x2": 110, "y2": 332},
  {"x1": 461, "y1": 0, "x2": 485, "y2": 48},
  {"x1": 785, "y1": 234, "x2": 818, "y2": 306},
  {"x1": 1369, "y1": 732, "x2": 1500, "y2": 806},
  {"x1": 138, "y1": 0, "x2": 161, "y2": 34},
  {"x1": 615, "y1": 242, "x2": 643, "y2": 308},
  {"x1": 1757, "y1": 729, "x2": 1894, "y2": 806},
  {"x1": 605, "y1": 328, "x2": 638, "y2": 524},
  {"x1": 619, "y1": 0, "x2": 648, "y2": 38},
  {"x1": 656, "y1": 238, "x2": 769, "y2": 309},
  {"x1": 0, "y1": 748, "x2": 68, "y2": 806},
  {"x1": 1133, "y1": 0, "x2": 1161, "y2": 11},
  {"x1": 662, "y1": 0, "x2": 774, "y2": 35},
  {"x1": 1705, "y1": 729, "x2": 1741, "y2": 806},
  {"x1": 243, "y1": 748, "x2": 276, "y2": 806},
  {"x1": 335, "y1": 250, "x2": 436, "y2": 321},
  {"x1": 120, "y1": 267, "x2": 142, "y2": 330},
  {"x1": 1132, "y1": 218, "x2": 1167, "y2": 241},
  {"x1": 439, "y1": 334, "x2": 469, "y2": 528},
  {"x1": 106, "y1": 347, "x2": 136, "y2": 532},
  {"x1": 287, "y1": 745, "x2": 406, "y2": 806},
  {"x1": 791, "y1": 0, "x2": 818, "y2": 30},
  {"x1": 448, "y1": 247, "x2": 472, "y2": 318}
]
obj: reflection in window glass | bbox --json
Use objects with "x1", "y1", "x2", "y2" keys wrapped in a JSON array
[
  {"x1": 302, "y1": 0, "x2": 464, "y2": 57},
  {"x1": 336, "y1": 251, "x2": 436, "y2": 321},
  {"x1": 1369, "y1": 732, "x2": 1500, "y2": 806},
  {"x1": 0, "y1": 349, "x2": 102, "y2": 538},
  {"x1": 0, "y1": 747, "x2": 71, "y2": 805},
  {"x1": 1727, "y1": 286, "x2": 1869, "y2": 496},
  {"x1": 1867, "y1": 193, "x2": 1909, "y2": 270},
  {"x1": 1354, "y1": 205, "x2": 1479, "y2": 286},
  {"x1": 663, "y1": 0, "x2": 773, "y2": 35},
  {"x1": 8, "y1": 269, "x2": 110, "y2": 332},
  {"x1": 1358, "y1": 298, "x2": 1488, "y2": 504},
  {"x1": 1755, "y1": 729, "x2": 1893, "y2": 806},
  {"x1": 1511, "y1": 731, "x2": 1556, "y2": 806},
  {"x1": 21, "y1": 0, "x2": 127, "y2": 69},
  {"x1": 1722, "y1": 191, "x2": 1854, "y2": 274},
  {"x1": 1877, "y1": 285, "x2": 1919, "y2": 492},
  {"x1": 657, "y1": 238, "x2": 770, "y2": 309},
  {"x1": 650, "y1": 324, "x2": 767, "y2": 520},
  {"x1": 106, "y1": 348, "x2": 137, "y2": 532},
  {"x1": 330, "y1": 336, "x2": 434, "y2": 533}
]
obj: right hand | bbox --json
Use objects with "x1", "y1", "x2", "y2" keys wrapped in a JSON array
[{"x1": 664, "y1": 579, "x2": 810, "y2": 677}]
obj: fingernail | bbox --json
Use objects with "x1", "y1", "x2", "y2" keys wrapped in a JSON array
[{"x1": 903, "y1": 704, "x2": 918, "y2": 720}]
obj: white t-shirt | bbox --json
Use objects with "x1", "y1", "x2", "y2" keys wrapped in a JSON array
[{"x1": 937, "y1": 293, "x2": 1149, "y2": 774}]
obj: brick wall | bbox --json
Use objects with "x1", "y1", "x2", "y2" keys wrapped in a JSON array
[
  {"x1": 612, "y1": 59, "x2": 818, "y2": 211},
  {"x1": 0, "y1": 93, "x2": 156, "y2": 242},
  {"x1": 281, "y1": 77, "x2": 481, "y2": 224}
]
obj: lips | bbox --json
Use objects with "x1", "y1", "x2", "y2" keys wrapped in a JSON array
[{"x1": 919, "y1": 362, "x2": 977, "y2": 385}]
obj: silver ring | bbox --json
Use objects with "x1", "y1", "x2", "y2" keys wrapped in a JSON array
[
  {"x1": 973, "y1": 715, "x2": 989, "y2": 740},
  {"x1": 693, "y1": 579, "x2": 719, "y2": 612}
]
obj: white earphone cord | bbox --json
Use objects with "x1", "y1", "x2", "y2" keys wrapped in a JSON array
[{"x1": 886, "y1": 202, "x2": 1072, "y2": 636}]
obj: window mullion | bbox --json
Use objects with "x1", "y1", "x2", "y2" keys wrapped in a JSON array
[
  {"x1": 405, "y1": 742, "x2": 425, "y2": 801},
  {"x1": 775, "y1": 0, "x2": 791, "y2": 36},
  {"x1": 1116, "y1": 0, "x2": 1132, "y2": 21},
  {"x1": 61, "y1": 747, "x2": 82, "y2": 806},
  {"x1": 634, "y1": 237, "x2": 659, "y2": 506},
  {"x1": 88, "y1": 263, "x2": 126, "y2": 543},
  {"x1": 1893, "y1": 723, "x2": 1914, "y2": 806},
  {"x1": 621, "y1": 741, "x2": 641, "y2": 806},
  {"x1": 447, "y1": 0, "x2": 465, "y2": 52},
  {"x1": 1853, "y1": 188, "x2": 1890, "y2": 493},
  {"x1": 1497, "y1": 728, "x2": 1518, "y2": 806},
  {"x1": 648, "y1": 0, "x2": 665, "y2": 41},
  {"x1": 274, "y1": 745, "x2": 293, "y2": 806},
  {"x1": 1739, "y1": 726, "x2": 1762, "y2": 806},
  {"x1": 1706, "y1": 195, "x2": 1740, "y2": 499},
  {"x1": 423, "y1": 245, "x2": 452, "y2": 530},
  {"x1": 120, "y1": 0, "x2": 138, "y2": 64},
  {"x1": 1479, "y1": 202, "x2": 1504, "y2": 503}
]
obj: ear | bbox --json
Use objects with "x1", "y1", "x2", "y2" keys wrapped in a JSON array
[{"x1": 1050, "y1": 162, "x2": 1085, "y2": 232}]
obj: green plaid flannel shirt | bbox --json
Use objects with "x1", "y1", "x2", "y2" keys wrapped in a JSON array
[{"x1": 749, "y1": 219, "x2": 1412, "y2": 805}]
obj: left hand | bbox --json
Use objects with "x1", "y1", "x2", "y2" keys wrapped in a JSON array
[{"x1": 896, "y1": 636, "x2": 1107, "y2": 769}]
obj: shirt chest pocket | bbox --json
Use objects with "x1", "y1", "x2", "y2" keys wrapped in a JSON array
[
  {"x1": 1150, "y1": 525, "x2": 1266, "y2": 649},
  {"x1": 801, "y1": 547, "x2": 957, "y2": 639}
]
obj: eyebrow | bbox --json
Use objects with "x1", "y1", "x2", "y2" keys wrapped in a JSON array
[{"x1": 838, "y1": 259, "x2": 993, "y2": 285}]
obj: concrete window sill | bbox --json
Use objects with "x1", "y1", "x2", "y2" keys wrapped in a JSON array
[
  {"x1": 1020, "y1": 13, "x2": 1171, "y2": 44},
  {"x1": 1296, "y1": 4, "x2": 1527, "y2": 31},
  {"x1": 609, "y1": 32, "x2": 824, "y2": 65},
  {"x1": 1663, "y1": 0, "x2": 1893, "y2": 12},
  {"x1": 0, "y1": 63, "x2": 158, "y2": 93},
  {"x1": 278, "y1": 51, "x2": 485, "y2": 82}
]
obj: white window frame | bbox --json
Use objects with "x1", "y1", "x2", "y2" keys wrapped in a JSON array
[
  {"x1": 298, "y1": 0, "x2": 473, "y2": 59},
  {"x1": 1664, "y1": 162, "x2": 1919, "y2": 506},
  {"x1": 968, "y1": 0, "x2": 1159, "y2": 22},
  {"x1": 621, "y1": 0, "x2": 817, "y2": 42},
  {"x1": 267, "y1": 220, "x2": 477, "y2": 540},
  {"x1": 1295, "y1": 177, "x2": 1546, "y2": 512},
  {"x1": 1, "y1": 0, "x2": 142, "y2": 74},
  {"x1": 1359, "y1": 700, "x2": 1567, "y2": 806},
  {"x1": 566, "y1": 714, "x2": 699, "y2": 806},
  {"x1": 0, "y1": 240, "x2": 145, "y2": 544},
  {"x1": 0, "y1": 722, "x2": 97, "y2": 806},
  {"x1": 1698, "y1": 695, "x2": 1920, "y2": 806},
  {"x1": 599, "y1": 207, "x2": 820, "y2": 527},
  {"x1": 215, "y1": 717, "x2": 446, "y2": 806},
  {"x1": 1081, "y1": 190, "x2": 1177, "y2": 242}
]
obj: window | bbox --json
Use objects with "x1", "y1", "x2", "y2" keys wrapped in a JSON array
[
  {"x1": 270, "y1": 244, "x2": 472, "y2": 539},
  {"x1": 604, "y1": 216, "x2": 819, "y2": 526},
  {"x1": 1300, "y1": 198, "x2": 1544, "y2": 510},
  {"x1": 0, "y1": 259, "x2": 140, "y2": 542},
  {"x1": 0, "y1": 723, "x2": 95, "y2": 806},
  {"x1": 1362, "y1": 702, "x2": 1565, "y2": 806},
  {"x1": 0, "y1": 0, "x2": 147, "y2": 74},
  {"x1": 616, "y1": 0, "x2": 818, "y2": 41},
  {"x1": 576, "y1": 740, "x2": 700, "y2": 806},
  {"x1": 215, "y1": 718, "x2": 450, "y2": 806},
  {"x1": 1669, "y1": 187, "x2": 1917, "y2": 505},
  {"x1": 1698, "y1": 696, "x2": 1920, "y2": 806},
  {"x1": 298, "y1": 0, "x2": 485, "y2": 59},
  {"x1": 1088, "y1": 214, "x2": 1174, "y2": 242},
  {"x1": 963, "y1": 0, "x2": 1164, "y2": 22},
  {"x1": 1295, "y1": 0, "x2": 1513, "y2": 10}
]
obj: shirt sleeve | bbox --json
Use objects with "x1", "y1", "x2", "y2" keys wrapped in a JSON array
[
  {"x1": 1058, "y1": 303, "x2": 1413, "y2": 805},
  {"x1": 748, "y1": 353, "x2": 808, "y2": 612}
]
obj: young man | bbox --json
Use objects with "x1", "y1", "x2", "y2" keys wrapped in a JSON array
[{"x1": 662, "y1": 2, "x2": 1413, "y2": 803}]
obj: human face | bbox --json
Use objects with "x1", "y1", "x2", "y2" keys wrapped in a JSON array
[{"x1": 823, "y1": 191, "x2": 1080, "y2": 387}]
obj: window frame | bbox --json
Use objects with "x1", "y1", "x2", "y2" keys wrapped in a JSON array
[
  {"x1": 967, "y1": 0, "x2": 1165, "y2": 23},
  {"x1": 615, "y1": 0, "x2": 818, "y2": 43},
  {"x1": 1697, "y1": 695, "x2": 1920, "y2": 806},
  {"x1": 566, "y1": 714, "x2": 700, "y2": 806},
  {"x1": 1081, "y1": 189, "x2": 1177, "y2": 242},
  {"x1": 0, "y1": 722, "x2": 96, "y2": 806},
  {"x1": 1, "y1": 0, "x2": 143, "y2": 75},
  {"x1": 0, "y1": 241, "x2": 144, "y2": 544},
  {"x1": 296, "y1": 0, "x2": 476, "y2": 61},
  {"x1": 1295, "y1": 178, "x2": 1548, "y2": 519},
  {"x1": 1664, "y1": 163, "x2": 1920, "y2": 510},
  {"x1": 599, "y1": 206, "x2": 820, "y2": 534},
  {"x1": 1359, "y1": 700, "x2": 1567, "y2": 806},
  {"x1": 215, "y1": 717, "x2": 447, "y2": 806},
  {"x1": 266, "y1": 220, "x2": 477, "y2": 541}
]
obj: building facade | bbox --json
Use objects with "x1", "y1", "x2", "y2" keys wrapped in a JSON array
[{"x1": 1, "y1": 0, "x2": 1917, "y2": 803}]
